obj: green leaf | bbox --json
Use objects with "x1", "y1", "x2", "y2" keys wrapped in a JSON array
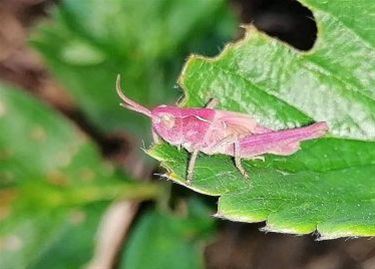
[
  {"x1": 0, "y1": 204, "x2": 108, "y2": 269},
  {"x1": 120, "y1": 199, "x2": 215, "y2": 269},
  {"x1": 0, "y1": 85, "x2": 161, "y2": 269},
  {"x1": 148, "y1": 0, "x2": 375, "y2": 239},
  {"x1": 31, "y1": 0, "x2": 237, "y2": 138}
]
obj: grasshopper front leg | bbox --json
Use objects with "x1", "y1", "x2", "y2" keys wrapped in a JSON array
[
  {"x1": 185, "y1": 99, "x2": 220, "y2": 185},
  {"x1": 152, "y1": 129, "x2": 161, "y2": 144},
  {"x1": 187, "y1": 149, "x2": 200, "y2": 185}
]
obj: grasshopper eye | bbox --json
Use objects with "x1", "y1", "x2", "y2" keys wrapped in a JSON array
[{"x1": 160, "y1": 114, "x2": 175, "y2": 129}]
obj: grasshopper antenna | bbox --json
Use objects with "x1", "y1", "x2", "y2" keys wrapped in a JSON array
[{"x1": 116, "y1": 74, "x2": 152, "y2": 117}]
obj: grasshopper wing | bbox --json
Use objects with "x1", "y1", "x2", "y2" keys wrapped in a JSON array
[{"x1": 201, "y1": 110, "x2": 271, "y2": 155}]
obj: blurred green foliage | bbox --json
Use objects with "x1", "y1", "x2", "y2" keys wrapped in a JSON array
[
  {"x1": 0, "y1": 86, "x2": 161, "y2": 268},
  {"x1": 31, "y1": 0, "x2": 237, "y2": 138},
  {"x1": 120, "y1": 199, "x2": 215, "y2": 269},
  {"x1": 1, "y1": 0, "x2": 237, "y2": 268}
]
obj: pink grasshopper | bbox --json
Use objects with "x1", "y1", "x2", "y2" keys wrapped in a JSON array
[{"x1": 116, "y1": 76, "x2": 328, "y2": 184}]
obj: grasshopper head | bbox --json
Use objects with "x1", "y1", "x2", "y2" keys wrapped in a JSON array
[
  {"x1": 151, "y1": 105, "x2": 182, "y2": 145},
  {"x1": 116, "y1": 75, "x2": 182, "y2": 145}
]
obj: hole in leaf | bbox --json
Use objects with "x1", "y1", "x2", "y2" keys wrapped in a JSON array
[{"x1": 232, "y1": 0, "x2": 317, "y2": 51}]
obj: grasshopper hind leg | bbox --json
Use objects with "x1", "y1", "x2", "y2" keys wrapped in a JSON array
[{"x1": 234, "y1": 141, "x2": 249, "y2": 178}]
